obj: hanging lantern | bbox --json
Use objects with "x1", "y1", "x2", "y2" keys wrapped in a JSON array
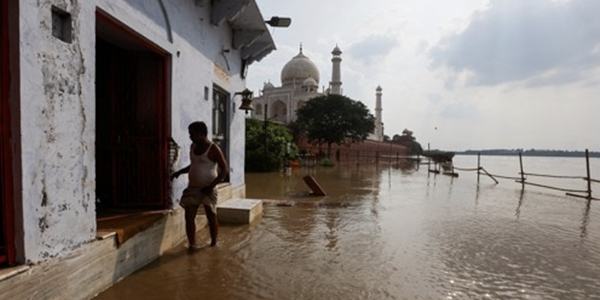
[{"x1": 236, "y1": 88, "x2": 254, "y2": 114}]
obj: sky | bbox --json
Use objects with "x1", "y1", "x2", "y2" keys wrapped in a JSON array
[{"x1": 247, "y1": 0, "x2": 600, "y2": 152}]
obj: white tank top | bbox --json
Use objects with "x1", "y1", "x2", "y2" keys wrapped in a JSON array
[{"x1": 188, "y1": 143, "x2": 218, "y2": 188}]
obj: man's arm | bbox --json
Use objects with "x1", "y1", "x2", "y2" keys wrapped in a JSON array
[{"x1": 170, "y1": 165, "x2": 190, "y2": 181}]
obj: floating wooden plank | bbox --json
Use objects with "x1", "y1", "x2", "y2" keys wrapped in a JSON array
[{"x1": 303, "y1": 175, "x2": 326, "y2": 196}]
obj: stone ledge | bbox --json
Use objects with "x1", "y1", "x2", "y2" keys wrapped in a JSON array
[
  {"x1": 0, "y1": 265, "x2": 30, "y2": 282},
  {"x1": 217, "y1": 198, "x2": 263, "y2": 224}
]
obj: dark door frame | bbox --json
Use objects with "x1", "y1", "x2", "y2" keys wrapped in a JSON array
[
  {"x1": 96, "y1": 10, "x2": 170, "y2": 209},
  {"x1": 0, "y1": 0, "x2": 16, "y2": 266}
]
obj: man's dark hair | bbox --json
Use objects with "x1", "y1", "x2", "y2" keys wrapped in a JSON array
[{"x1": 188, "y1": 121, "x2": 208, "y2": 136}]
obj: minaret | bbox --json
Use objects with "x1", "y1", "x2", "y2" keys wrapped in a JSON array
[
  {"x1": 330, "y1": 45, "x2": 342, "y2": 95},
  {"x1": 375, "y1": 85, "x2": 383, "y2": 141}
]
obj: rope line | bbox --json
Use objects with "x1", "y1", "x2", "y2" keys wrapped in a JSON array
[
  {"x1": 478, "y1": 172, "x2": 521, "y2": 181},
  {"x1": 452, "y1": 166, "x2": 479, "y2": 171},
  {"x1": 520, "y1": 181, "x2": 587, "y2": 193},
  {"x1": 520, "y1": 172, "x2": 584, "y2": 179}
]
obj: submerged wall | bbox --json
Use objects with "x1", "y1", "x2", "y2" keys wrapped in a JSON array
[{"x1": 0, "y1": 209, "x2": 193, "y2": 300}]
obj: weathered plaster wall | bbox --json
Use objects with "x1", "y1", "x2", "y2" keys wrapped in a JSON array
[
  {"x1": 17, "y1": 0, "x2": 248, "y2": 263},
  {"x1": 19, "y1": 0, "x2": 96, "y2": 263},
  {"x1": 151, "y1": 0, "x2": 247, "y2": 194}
]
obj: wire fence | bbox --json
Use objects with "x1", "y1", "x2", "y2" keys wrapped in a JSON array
[
  {"x1": 297, "y1": 144, "x2": 598, "y2": 201},
  {"x1": 436, "y1": 150, "x2": 598, "y2": 201}
]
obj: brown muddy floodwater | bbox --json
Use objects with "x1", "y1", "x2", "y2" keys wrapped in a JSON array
[{"x1": 95, "y1": 156, "x2": 600, "y2": 300}]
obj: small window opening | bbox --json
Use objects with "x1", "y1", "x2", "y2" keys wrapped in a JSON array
[{"x1": 52, "y1": 6, "x2": 72, "y2": 43}]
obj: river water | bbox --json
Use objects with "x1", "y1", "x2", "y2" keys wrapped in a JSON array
[{"x1": 94, "y1": 155, "x2": 600, "y2": 300}]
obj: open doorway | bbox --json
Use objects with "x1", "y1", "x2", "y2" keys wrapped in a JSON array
[{"x1": 95, "y1": 12, "x2": 169, "y2": 211}]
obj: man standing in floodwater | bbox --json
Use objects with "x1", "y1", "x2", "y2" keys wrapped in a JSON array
[{"x1": 171, "y1": 121, "x2": 228, "y2": 249}]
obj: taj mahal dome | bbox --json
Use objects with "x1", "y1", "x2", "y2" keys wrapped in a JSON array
[{"x1": 250, "y1": 45, "x2": 385, "y2": 141}]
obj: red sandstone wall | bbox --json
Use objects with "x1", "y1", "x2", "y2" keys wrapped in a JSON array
[{"x1": 298, "y1": 139, "x2": 408, "y2": 164}]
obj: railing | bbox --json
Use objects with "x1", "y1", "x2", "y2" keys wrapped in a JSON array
[{"x1": 441, "y1": 149, "x2": 598, "y2": 201}]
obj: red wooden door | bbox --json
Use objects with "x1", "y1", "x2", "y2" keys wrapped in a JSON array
[
  {"x1": 96, "y1": 35, "x2": 168, "y2": 209},
  {"x1": 109, "y1": 52, "x2": 167, "y2": 207},
  {"x1": 0, "y1": 0, "x2": 16, "y2": 265}
]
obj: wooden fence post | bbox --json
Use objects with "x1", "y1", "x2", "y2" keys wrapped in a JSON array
[
  {"x1": 477, "y1": 153, "x2": 481, "y2": 184},
  {"x1": 586, "y1": 149, "x2": 592, "y2": 199},
  {"x1": 427, "y1": 143, "x2": 431, "y2": 171},
  {"x1": 519, "y1": 152, "x2": 525, "y2": 189}
]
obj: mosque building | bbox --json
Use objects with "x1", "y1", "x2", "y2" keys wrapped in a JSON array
[{"x1": 250, "y1": 45, "x2": 385, "y2": 141}]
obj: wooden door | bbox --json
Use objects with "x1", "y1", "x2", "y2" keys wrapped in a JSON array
[
  {"x1": 110, "y1": 53, "x2": 167, "y2": 207},
  {"x1": 0, "y1": 0, "x2": 16, "y2": 265},
  {"x1": 96, "y1": 38, "x2": 168, "y2": 208}
]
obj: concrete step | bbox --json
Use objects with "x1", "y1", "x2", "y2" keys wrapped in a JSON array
[{"x1": 217, "y1": 198, "x2": 263, "y2": 224}]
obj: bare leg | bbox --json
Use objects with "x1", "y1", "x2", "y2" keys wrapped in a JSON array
[
  {"x1": 204, "y1": 205, "x2": 219, "y2": 246},
  {"x1": 184, "y1": 205, "x2": 200, "y2": 248}
]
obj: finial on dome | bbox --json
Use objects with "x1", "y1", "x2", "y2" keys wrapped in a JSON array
[{"x1": 299, "y1": 43, "x2": 303, "y2": 54}]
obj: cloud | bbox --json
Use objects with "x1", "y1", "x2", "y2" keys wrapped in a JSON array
[
  {"x1": 428, "y1": 0, "x2": 600, "y2": 87},
  {"x1": 440, "y1": 101, "x2": 478, "y2": 120},
  {"x1": 347, "y1": 35, "x2": 399, "y2": 64}
]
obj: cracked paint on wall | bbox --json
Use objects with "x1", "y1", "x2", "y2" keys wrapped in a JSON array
[{"x1": 20, "y1": 0, "x2": 96, "y2": 263}]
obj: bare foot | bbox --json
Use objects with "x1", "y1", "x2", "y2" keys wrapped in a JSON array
[{"x1": 188, "y1": 244, "x2": 202, "y2": 251}]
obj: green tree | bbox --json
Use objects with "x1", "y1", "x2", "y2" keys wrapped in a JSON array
[
  {"x1": 296, "y1": 94, "x2": 375, "y2": 157},
  {"x1": 245, "y1": 118, "x2": 297, "y2": 172},
  {"x1": 409, "y1": 141, "x2": 423, "y2": 155},
  {"x1": 287, "y1": 120, "x2": 305, "y2": 145},
  {"x1": 391, "y1": 129, "x2": 423, "y2": 155}
]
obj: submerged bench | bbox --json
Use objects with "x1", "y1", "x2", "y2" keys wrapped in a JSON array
[{"x1": 217, "y1": 198, "x2": 263, "y2": 224}]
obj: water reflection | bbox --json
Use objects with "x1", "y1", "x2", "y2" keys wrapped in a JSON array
[
  {"x1": 515, "y1": 189, "x2": 525, "y2": 220},
  {"x1": 95, "y1": 158, "x2": 600, "y2": 300},
  {"x1": 580, "y1": 199, "x2": 591, "y2": 240}
]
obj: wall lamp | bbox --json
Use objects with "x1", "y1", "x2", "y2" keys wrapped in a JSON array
[
  {"x1": 265, "y1": 16, "x2": 291, "y2": 28},
  {"x1": 236, "y1": 88, "x2": 254, "y2": 114}
]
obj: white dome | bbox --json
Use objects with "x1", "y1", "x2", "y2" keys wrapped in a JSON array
[{"x1": 281, "y1": 50, "x2": 320, "y2": 87}]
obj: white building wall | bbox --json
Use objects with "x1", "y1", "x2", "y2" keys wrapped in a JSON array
[
  {"x1": 19, "y1": 0, "x2": 97, "y2": 263},
  {"x1": 155, "y1": 0, "x2": 247, "y2": 190},
  {"x1": 18, "y1": 0, "x2": 249, "y2": 263}
]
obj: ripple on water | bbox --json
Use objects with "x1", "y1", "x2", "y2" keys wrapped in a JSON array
[{"x1": 420, "y1": 209, "x2": 600, "y2": 299}]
